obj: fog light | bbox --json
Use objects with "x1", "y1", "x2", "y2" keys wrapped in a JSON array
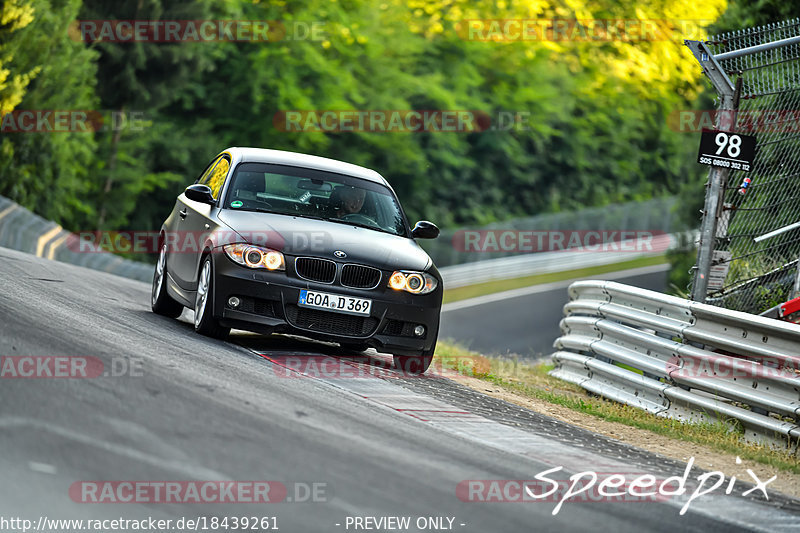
[
  {"x1": 413, "y1": 325, "x2": 425, "y2": 337},
  {"x1": 228, "y1": 296, "x2": 241, "y2": 308}
]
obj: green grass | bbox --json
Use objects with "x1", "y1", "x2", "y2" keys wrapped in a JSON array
[
  {"x1": 443, "y1": 255, "x2": 668, "y2": 303},
  {"x1": 434, "y1": 341, "x2": 800, "y2": 474}
]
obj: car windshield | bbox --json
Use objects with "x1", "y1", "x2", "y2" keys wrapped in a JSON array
[{"x1": 224, "y1": 163, "x2": 407, "y2": 236}]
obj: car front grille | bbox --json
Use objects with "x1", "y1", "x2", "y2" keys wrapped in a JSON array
[
  {"x1": 284, "y1": 305, "x2": 378, "y2": 337},
  {"x1": 341, "y1": 264, "x2": 381, "y2": 289},
  {"x1": 295, "y1": 257, "x2": 336, "y2": 283}
]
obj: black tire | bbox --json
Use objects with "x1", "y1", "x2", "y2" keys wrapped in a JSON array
[
  {"x1": 340, "y1": 342, "x2": 370, "y2": 353},
  {"x1": 151, "y1": 243, "x2": 184, "y2": 318},
  {"x1": 194, "y1": 256, "x2": 230, "y2": 339},
  {"x1": 393, "y1": 353, "x2": 434, "y2": 375}
]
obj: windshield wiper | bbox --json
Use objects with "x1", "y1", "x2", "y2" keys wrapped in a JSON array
[
  {"x1": 328, "y1": 218, "x2": 394, "y2": 235},
  {"x1": 234, "y1": 206, "x2": 276, "y2": 214},
  {"x1": 236, "y1": 207, "x2": 317, "y2": 218}
]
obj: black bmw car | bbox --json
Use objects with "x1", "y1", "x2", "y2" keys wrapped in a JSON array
[{"x1": 151, "y1": 147, "x2": 442, "y2": 373}]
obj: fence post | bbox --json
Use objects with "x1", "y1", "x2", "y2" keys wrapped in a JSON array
[{"x1": 685, "y1": 40, "x2": 738, "y2": 302}]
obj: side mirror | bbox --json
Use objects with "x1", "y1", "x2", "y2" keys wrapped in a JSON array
[
  {"x1": 185, "y1": 184, "x2": 215, "y2": 204},
  {"x1": 411, "y1": 220, "x2": 439, "y2": 239}
]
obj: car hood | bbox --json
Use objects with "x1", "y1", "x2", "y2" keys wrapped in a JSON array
[{"x1": 217, "y1": 210, "x2": 432, "y2": 272}]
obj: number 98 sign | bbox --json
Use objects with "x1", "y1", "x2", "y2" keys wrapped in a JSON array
[{"x1": 697, "y1": 129, "x2": 756, "y2": 172}]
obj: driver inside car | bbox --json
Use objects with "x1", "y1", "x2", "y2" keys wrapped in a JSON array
[{"x1": 331, "y1": 186, "x2": 366, "y2": 218}]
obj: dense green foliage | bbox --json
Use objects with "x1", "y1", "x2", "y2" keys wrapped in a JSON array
[
  {"x1": 1, "y1": 0, "x2": 777, "y2": 241},
  {"x1": 1, "y1": 0, "x2": 98, "y2": 223}
]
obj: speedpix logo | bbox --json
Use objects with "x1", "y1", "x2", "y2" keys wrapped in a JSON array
[{"x1": 458, "y1": 458, "x2": 776, "y2": 516}]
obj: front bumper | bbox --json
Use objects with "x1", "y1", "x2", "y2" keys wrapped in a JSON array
[{"x1": 211, "y1": 252, "x2": 442, "y2": 356}]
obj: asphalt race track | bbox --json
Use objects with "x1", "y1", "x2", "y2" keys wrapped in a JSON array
[
  {"x1": 1, "y1": 247, "x2": 798, "y2": 532},
  {"x1": 440, "y1": 264, "x2": 670, "y2": 358}
]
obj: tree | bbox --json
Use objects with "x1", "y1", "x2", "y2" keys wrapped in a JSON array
[
  {"x1": 0, "y1": 0, "x2": 36, "y2": 116},
  {"x1": 0, "y1": 0, "x2": 99, "y2": 227},
  {"x1": 78, "y1": 0, "x2": 217, "y2": 228}
]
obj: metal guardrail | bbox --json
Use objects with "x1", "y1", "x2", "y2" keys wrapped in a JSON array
[
  {"x1": 440, "y1": 233, "x2": 678, "y2": 288},
  {"x1": 550, "y1": 280, "x2": 800, "y2": 449},
  {"x1": 0, "y1": 195, "x2": 153, "y2": 282},
  {"x1": 421, "y1": 196, "x2": 682, "y2": 268}
]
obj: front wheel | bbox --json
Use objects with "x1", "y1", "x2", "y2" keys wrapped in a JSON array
[
  {"x1": 194, "y1": 256, "x2": 230, "y2": 339},
  {"x1": 151, "y1": 244, "x2": 184, "y2": 318},
  {"x1": 393, "y1": 354, "x2": 433, "y2": 375}
]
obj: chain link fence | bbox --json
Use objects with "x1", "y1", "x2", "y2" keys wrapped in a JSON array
[{"x1": 688, "y1": 19, "x2": 800, "y2": 314}]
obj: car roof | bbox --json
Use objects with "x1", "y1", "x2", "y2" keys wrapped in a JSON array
[{"x1": 224, "y1": 147, "x2": 387, "y2": 185}]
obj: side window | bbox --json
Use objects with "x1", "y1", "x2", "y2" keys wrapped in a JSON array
[
  {"x1": 197, "y1": 155, "x2": 230, "y2": 200},
  {"x1": 206, "y1": 158, "x2": 230, "y2": 199},
  {"x1": 196, "y1": 158, "x2": 220, "y2": 186}
]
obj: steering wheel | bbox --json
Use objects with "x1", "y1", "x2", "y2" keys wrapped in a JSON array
[
  {"x1": 252, "y1": 198, "x2": 272, "y2": 208},
  {"x1": 341, "y1": 213, "x2": 376, "y2": 226}
]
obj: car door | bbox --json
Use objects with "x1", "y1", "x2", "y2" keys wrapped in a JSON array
[{"x1": 169, "y1": 154, "x2": 231, "y2": 289}]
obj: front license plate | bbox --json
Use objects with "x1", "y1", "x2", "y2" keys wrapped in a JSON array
[{"x1": 298, "y1": 290, "x2": 372, "y2": 316}]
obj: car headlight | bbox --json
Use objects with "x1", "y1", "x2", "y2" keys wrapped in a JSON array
[
  {"x1": 223, "y1": 243, "x2": 285, "y2": 271},
  {"x1": 388, "y1": 270, "x2": 437, "y2": 294}
]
